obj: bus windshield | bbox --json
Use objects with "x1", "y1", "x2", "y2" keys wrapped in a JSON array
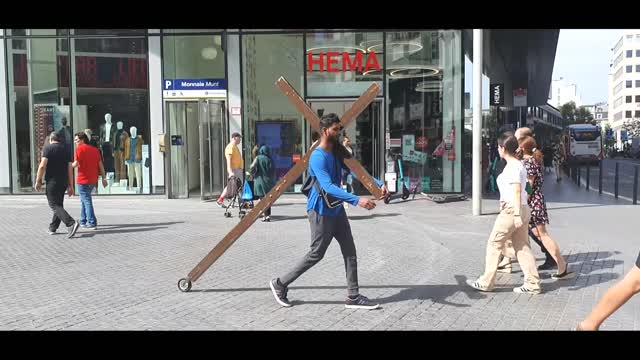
[{"x1": 570, "y1": 130, "x2": 600, "y2": 142}]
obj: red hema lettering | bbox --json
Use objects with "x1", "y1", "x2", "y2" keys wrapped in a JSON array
[{"x1": 307, "y1": 52, "x2": 381, "y2": 73}]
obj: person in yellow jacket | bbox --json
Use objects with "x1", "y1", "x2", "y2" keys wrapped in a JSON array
[{"x1": 217, "y1": 132, "x2": 244, "y2": 207}]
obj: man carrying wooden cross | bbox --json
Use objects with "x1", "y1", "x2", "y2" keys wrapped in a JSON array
[{"x1": 269, "y1": 113, "x2": 389, "y2": 310}]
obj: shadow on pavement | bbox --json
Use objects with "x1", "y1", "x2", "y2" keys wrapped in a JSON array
[
  {"x1": 191, "y1": 275, "x2": 486, "y2": 308},
  {"x1": 349, "y1": 213, "x2": 402, "y2": 220}
]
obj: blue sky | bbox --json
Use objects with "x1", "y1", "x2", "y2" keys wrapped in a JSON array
[{"x1": 552, "y1": 29, "x2": 623, "y2": 105}]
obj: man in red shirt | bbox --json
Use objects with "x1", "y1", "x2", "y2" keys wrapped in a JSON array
[{"x1": 73, "y1": 132, "x2": 108, "y2": 230}]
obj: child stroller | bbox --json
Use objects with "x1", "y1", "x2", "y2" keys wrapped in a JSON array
[{"x1": 223, "y1": 175, "x2": 254, "y2": 219}]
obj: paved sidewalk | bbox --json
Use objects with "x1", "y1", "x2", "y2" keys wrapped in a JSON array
[{"x1": 0, "y1": 174, "x2": 638, "y2": 330}]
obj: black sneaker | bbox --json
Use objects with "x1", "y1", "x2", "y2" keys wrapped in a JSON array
[
  {"x1": 269, "y1": 279, "x2": 292, "y2": 307},
  {"x1": 345, "y1": 295, "x2": 380, "y2": 310},
  {"x1": 551, "y1": 269, "x2": 576, "y2": 280},
  {"x1": 67, "y1": 221, "x2": 80, "y2": 238},
  {"x1": 538, "y1": 259, "x2": 557, "y2": 271}
]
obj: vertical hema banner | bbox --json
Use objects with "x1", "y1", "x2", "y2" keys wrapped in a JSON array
[{"x1": 490, "y1": 83, "x2": 504, "y2": 106}]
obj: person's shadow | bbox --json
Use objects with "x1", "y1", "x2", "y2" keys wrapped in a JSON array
[{"x1": 192, "y1": 275, "x2": 486, "y2": 309}]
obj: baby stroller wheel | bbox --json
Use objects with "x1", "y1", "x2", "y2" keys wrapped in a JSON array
[{"x1": 224, "y1": 212, "x2": 232, "y2": 218}]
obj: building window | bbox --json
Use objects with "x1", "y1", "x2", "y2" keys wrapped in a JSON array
[
  {"x1": 627, "y1": 80, "x2": 633, "y2": 88},
  {"x1": 637, "y1": 80, "x2": 640, "y2": 88},
  {"x1": 614, "y1": 97, "x2": 623, "y2": 108},
  {"x1": 241, "y1": 33, "x2": 305, "y2": 192},
  {"x1": 72, "y1": 37, "x2": 151, "y2": 194},
  {"x1": 637, "y1": 65, "x2": 640, "y2": 72},
  {"x1": 627, "y1": 96, "x2": 633, "y2": 103},
  {"x1": 614, "y1": 82, "x2": 623, "y2": 94},
  {"x1": 305, "y1": 32, "x2": 384, "y2": 97},
  {"x1": 162, "y1": 35, "x2": 225, "y2": 80},
  {"x1": 614, "y1": 53, "x2": 623, "y2": 67},
  {"x1": 627, "y1": 50, "x2": 633, "y2": 58},
  {"x1": 386, "y1": 30, "x2": 463, "y2": 193},
  {"x1": 7, "y1": 37, "x2": 70, "y2": 193},
  {"x1": 596, "y1": 113, "x2": 603, "y2": 119},
  {"x1": 614, "y1": 111, "x2": 623, "y2": 121},
  {"x1": 636, "y1": 111, "x2": 640, "y2": 118},
  {"x1": 637, "y1": 50, "x2": 640, "y2": 57},
  {"x1": 614, "y1": 66, "x2": 623, "y2": 80},
  {"x1": 627, "y1": 65, "x2": 633, "y2": 73},
  {"x1": 636, "y1": 95, "x2": 640, "y2": 102},
  {"x1": 626, "y1": 111, "x2": 632, "y2": 118}
]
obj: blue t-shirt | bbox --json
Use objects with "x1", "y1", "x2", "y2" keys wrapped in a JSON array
[{"x1": 307, "y1": 147, "x2": 383, "y2": 217}]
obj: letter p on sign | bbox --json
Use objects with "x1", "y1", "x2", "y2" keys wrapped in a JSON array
[{"x1": 164, "y1": 80, "x2": 173, "y2": 90}]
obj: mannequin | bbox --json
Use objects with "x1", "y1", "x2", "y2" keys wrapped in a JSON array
[
  {"x1": 55, "y1": 117, "x2": 73, "y2": 161},
  {"x1": 99, "y1": 113, "x2": 117, "y2": 173},
  {"x1": 113, "y1": 121, "x2": 126, "y2": 182},
  {"x1": 124, "y1": 126, "x2": 144, "y2": 190}
]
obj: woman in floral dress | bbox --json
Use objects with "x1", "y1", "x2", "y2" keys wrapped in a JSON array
[{"x1": 520, "y1": 136, "x2": 575, "y2": 280}]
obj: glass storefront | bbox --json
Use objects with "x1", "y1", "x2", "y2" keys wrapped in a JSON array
[
  {"x1": 385, "y1": 31, "x2": 463, "y2": 193},
  {"x1": 239, "y1": 30, "x2": 463, "y2": 194},
  {"x1": 241, "y1": 33, "x2": 305, "y2": 192},
  {"x1": 6, "y1": 29, "x2": 151, "y2": 194},
  {"x1": 1, "y1": 29, "x2": 464, "y2": 196}
]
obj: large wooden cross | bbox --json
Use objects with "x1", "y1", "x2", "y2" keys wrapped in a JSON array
[{"x1": 177, "y1": 77, "x2": 382, "y2": 292}]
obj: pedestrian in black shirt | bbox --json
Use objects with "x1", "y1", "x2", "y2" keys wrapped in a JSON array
[{"x1": 35, "y1": 132, "x2": 80, "y2": 238}]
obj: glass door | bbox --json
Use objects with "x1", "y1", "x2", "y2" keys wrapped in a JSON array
[
  {"x1": 199, "y1": 99, "x2": 226, "y2": 200},
  {"x1": 167, "y1": 101, "x2": 193, "y2": 199}
]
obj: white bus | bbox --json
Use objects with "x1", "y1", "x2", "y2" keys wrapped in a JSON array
[{"x1": 563, "y1": 124, "x2": 603, "y2": 165}]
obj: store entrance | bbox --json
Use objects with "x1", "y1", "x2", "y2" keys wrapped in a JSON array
[
  {"x1": 165, "y1": 99, "x2": 226, "y2": 200},
  {"x1": 308, "y1": 100, "x2": 383, "y2": 195}
]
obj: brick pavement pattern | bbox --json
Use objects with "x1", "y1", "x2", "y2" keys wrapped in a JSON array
[{"x1": 1, "y1": 175, "x2": 638, "y2": 330}]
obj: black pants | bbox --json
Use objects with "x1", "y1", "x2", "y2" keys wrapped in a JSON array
[
  {"x1": 258, "y1": 196, "x2": 271, "y2": 217},
  {"x1": 529, "y1": 228, "x2": 554, "y2": 263},
  {"x1": 46, "y1": 179, "x2": 75, "y2": 231},
  {"x1": 279, "y1": 209, "x2": 359, "y2": 296},
  {"x1": 101, "y1": 142, "x2": 114, "y2": 172}
]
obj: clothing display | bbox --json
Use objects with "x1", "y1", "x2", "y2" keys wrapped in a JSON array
[
  {"x1": 127, "y1": 162, "x2": 142, "y2": 189},
  {"x1": 124, "y1": 131, "x2": 144, "y2": 189},
  {"x1": 113, "y1": 128, "x2": 127, "y2": 182},
  {"x1": 101, "y1": 142, "x2": 115, "y2": 172}
]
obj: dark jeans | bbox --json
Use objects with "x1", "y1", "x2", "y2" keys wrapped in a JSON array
[
  {"x1": 46, "y1": 179, "x2": 75, "y2": 231},
  {"x1": 279, "y1": 209, "x2": 359, "y2": 296}
]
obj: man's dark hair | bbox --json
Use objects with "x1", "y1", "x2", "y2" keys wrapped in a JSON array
[
  {"x1": 231, "y1": 132, "x2": 242, "y2": 139},
  {"x1": 75, "y1": 132, "x2": 89, "y2": 144},
  {"x1": 49, "y1": 131, "x2": 61, "y2": 142},
  {"x1": 319, "y1": 113, "x2": 341, "y2": 129}
]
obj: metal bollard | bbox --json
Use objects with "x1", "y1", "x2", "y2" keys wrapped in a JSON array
[
  {"x1": 634, "y1": 166, "x2": 639, "y2": 205},
  {"x1": 615, "y1": 162, "x2": 619, "y2": 199},
  {"x1": 586, "y1": 165, "x2": 590, "y2": 191},
  {"x1": 599, "y1": 160, "x2": 603, "y2": 195}
]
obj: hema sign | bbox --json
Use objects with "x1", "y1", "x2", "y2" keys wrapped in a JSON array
[
  {"x1": 490, "y1": 83, "x2": 504, "y2": 106},
  {"x1": 307, "y1": 52, "x2": 382, "y2": 73}
]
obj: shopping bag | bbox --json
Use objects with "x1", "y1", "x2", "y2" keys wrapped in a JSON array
[{"x1": 241, "y1": 180, "x2": 253, "y2": 201}]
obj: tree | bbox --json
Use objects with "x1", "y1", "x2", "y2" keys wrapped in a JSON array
[
  {"x1": 622, "y1": 118, "x2": 640, "y2": 138},
  {"x1": 603, "y1": 123, "x2": 616, "y2": 156},
  {"x1": 560, "y1": 101, "x2": 577, "y2": 123},
  {"x1": 575, "y1": 106, "x2": 595, "y2": 124},
  {"x1": 560, "y1": 101, "x2": 595, "y2": 125}
]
